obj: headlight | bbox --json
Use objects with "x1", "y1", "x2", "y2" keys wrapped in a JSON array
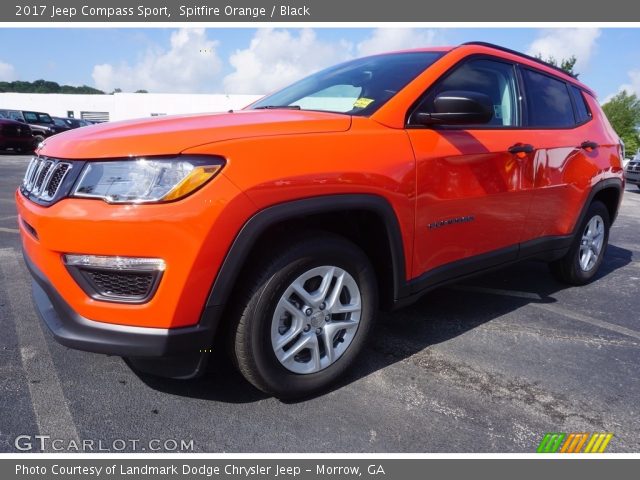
[{"x1": 72, "y1": 156, "x2": 224, "y2": 204}]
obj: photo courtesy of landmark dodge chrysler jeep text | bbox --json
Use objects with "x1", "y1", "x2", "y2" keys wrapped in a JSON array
[{"x1": 16, "y1": 42, "x2": 624, "y2": 398}]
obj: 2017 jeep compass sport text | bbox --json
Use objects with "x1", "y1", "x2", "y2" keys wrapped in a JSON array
[{"x1": 16, "y1": 43, "x2": 624, "y2": 398}]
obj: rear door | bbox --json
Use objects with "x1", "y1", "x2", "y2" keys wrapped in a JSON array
[
  {"x1": 406, "y1": 57, "x2": 538, "y2": 278},
  {"x1": 517, "y1": 68, "x2": 602, "y2": 241}
]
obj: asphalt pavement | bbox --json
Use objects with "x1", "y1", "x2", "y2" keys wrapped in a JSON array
[{"x1": 1, "y1": 153, "x2": 638, "y2": 452}]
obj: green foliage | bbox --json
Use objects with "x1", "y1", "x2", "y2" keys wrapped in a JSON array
[
  {"x1": 602, "y1": 91, "x2": 640, "y2": 156},
  {"x1": 0, "y1": 79, "x2": 104, "y2": 94},
  {"x1": 134, "y1": 90, "x2": 149, "y2": 94},
  {"x1": 535, "y1": 54, "x2": 578, "y2": 78}
]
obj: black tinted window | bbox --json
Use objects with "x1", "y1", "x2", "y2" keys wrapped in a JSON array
[
  {"x1": 570, "y1": 86, "x2": 591, "y2": 124},
  {"x1": 523, "y1": 69, "x2": 575, "y2": 127}
]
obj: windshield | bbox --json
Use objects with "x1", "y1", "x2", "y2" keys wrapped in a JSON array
[{"x1": 250, "y1": 51, "x2": 444, "y2": 116}]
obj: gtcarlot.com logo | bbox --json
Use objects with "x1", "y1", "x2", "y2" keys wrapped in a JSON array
[
  {"x1": 14, "y1": 435, "x2": 194, "y2": 452},
  {"x1": 537, "y1": 432, "x2": 613, "y2": 453}
]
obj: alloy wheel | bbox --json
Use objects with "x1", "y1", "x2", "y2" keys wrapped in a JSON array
[
  {"x1": 579, "y1": 214, "x2": 605, "y2": 272},
  {"x1": 270, "y1": 265, "x2": 362, "y2": 374}
]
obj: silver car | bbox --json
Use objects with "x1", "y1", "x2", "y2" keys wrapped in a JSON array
[{"x1": 625, "y1": 152, "x2": 640, "y2": 189}]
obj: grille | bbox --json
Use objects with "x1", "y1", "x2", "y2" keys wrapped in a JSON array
[
  {"x1": 22, "y1": 157, "x2": 72, "y2": 201},
  {"x1": 45, "y1": 163, "x2": 70, "y2": 198},
  {"x1": 83, "y1": 270, "x2": 155, "y2": 299}
]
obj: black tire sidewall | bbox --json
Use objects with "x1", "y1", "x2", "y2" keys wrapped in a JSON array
[{"x1": 241, "y1": 237, "x2": 377, "y2": 398}]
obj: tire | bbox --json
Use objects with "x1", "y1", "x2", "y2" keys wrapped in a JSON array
[
  {"x1": 549, "y1": 200, "x2": 610, "y2": 285},
  {"x1": 33, "y1": 135, "x2": 45, "y2": 148},
  {"x1": 637, "y1": 184, "x2": 640, "y2": 191},
  {"x1": 228, "y1": 233, "x2": 378, "y2": 398}
]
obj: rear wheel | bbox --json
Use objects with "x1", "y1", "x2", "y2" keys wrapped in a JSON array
[
  {"x1": 228, "y1": 233, "x2": 377, "y2": 398},
  {"x1": 549, "y1": 200, "x2": 610, "y2": 285}
]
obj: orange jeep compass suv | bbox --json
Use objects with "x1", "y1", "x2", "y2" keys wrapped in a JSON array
[{"x1": 16, "y1": 43, "x2": 624, "y2": 398}]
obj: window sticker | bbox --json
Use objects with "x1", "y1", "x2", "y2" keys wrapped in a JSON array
[{"x1": 353, "y1": 98, "x2": 375, "y2": 108}]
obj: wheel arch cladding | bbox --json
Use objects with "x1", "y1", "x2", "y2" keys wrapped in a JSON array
[
  {"x1": 591, "y1": 184, "x2": 622, "y2": 224},
  {"x1": 204, "y1": 194, "x2": 408, "y2": 315}
]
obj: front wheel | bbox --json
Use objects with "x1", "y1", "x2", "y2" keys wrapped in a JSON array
[
  {"x1": 228, "y1": 234, "x2": 378, "y2": 398},
  {"x1": 549, "y1": 200, "x2": 610, "y2": 285}
]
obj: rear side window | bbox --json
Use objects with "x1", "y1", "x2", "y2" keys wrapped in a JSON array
[
  {"x1": 23, "y1": 112, "x2": 38, "y2": 123},
  {"x1": 522, "y1": 69, "x2": 575, "y2": 128},
  {"x1": 569, "y1": 86, "x2": 592, "y2": 124}
]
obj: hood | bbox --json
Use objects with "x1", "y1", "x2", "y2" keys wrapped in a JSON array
[{"x1": 38, "y1": 110, "x2": 352, "y2": 160}]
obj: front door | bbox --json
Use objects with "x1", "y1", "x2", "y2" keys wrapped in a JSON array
[{"x1": 406, "y1": 57, "x2": 537, "y2": 279}]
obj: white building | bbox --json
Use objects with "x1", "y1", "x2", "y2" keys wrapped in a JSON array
[{"x1": 0, "y1": 92, "x2": 263, "y2": 122}]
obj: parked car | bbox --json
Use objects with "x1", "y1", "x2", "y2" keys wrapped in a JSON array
[
  {"x1": 624, "y1": 151, "x2": 640, "y2": 189},
  {"x1": 0, "y1": 109, "x2": 67, "y2": 144},
  {"x1": 52, "y1": 116, "x2": 93, "y2": 130},
  {"x1": 0, "y1": 116, "x2": 35, "y2": 153},
  {"x1": 51, "y1": 117, "x2": 74, "y2": 132},
  {"x1": 16, "y1": 42, "x2": 624, "y2": 398}
]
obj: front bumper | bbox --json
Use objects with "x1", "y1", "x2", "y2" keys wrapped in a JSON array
[
  {"x1": 25, "y1": 249, "x2": 220, "y2": 378},
  {"x1": 15, "y1": 171, "x2": 254, "y2": 330},
  {"x1": 24, "y1": 249, "x2": 218, "y2": 357}
]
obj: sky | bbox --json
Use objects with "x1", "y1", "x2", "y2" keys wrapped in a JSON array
[{"x1": 0, "y1": 27, "x2": 639, "y2": 101}]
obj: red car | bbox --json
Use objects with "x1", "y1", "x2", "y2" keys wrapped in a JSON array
[
  {"x1": 16, "y1": 42, "x2": 624, "y2": 397},
  {"x1": 0, "y1": 117, "x2": 35, "y2": 153}
]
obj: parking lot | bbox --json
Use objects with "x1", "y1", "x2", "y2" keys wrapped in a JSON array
[{"x1": 0, "y1": 153, "x2": 638, "y2": 453}]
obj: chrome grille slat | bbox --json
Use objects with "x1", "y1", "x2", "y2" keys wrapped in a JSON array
[
  {"x1": 22, "y1": 158, "x2": 36, "y2": 187},
  {"x1": 21, "y1": 157, "x2": 73, "y2": 202},
  {"x1": 31, "y1": 160, "x2": 48, "y2": 190},
  {"x1": 34, "y1": 160, "x2": 54, "y2": 193},
  {"x1": 24, "y1": 157, "x2": 42, "y2": 190}
]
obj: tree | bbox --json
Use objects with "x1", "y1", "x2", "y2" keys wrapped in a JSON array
[
  {"x1": 602, "y1": 91, "x2": 640, "y2": 156},
  {"x1": 135, "y1": 89, "x2": 148, "y2": 93},
  {"x1": 535, "y1": 55, "x2": 578, "y2": 78},
  {"x1": 0, "y1": 79, "x2": 104, "y2": 94}
]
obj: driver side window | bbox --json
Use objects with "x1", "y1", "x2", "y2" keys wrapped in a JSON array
[{"x1": 417, "y1": 58, "x2": 520, "y2": 127}]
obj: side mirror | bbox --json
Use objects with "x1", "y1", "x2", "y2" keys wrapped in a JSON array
[{"x1": 414, "y1": 90, "x2": 493, "y2": 126}]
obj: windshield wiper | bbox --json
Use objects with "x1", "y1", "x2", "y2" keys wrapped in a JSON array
[{"x1": 253, "y1": 105, "x2": 301, "y2": 110}]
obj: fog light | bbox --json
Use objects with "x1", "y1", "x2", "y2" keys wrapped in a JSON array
[
  {"x1": 63, "y1": 254, "x2": 165, "y2": 303},
  {"x1": 63, "y1": 254, "x2": 165, "y2": 271}
]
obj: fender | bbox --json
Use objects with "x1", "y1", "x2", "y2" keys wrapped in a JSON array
[
  {"x1": 572, "y1": 177, "x2": 624, "y2": 231},
  {"x1": 199, "y1": 194, "x2": 409, "y2": 331}
]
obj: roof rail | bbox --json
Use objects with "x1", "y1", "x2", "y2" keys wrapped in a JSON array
[{"x1": 460, "y1": 41, "x2": 578, "y2": 79}]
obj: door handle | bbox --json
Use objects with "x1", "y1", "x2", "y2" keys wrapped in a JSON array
[
  {"x1": 580, "y1": 140, "x2": 598, "y2": 151},
  {"x1": 508, "y1": 143, "x2": 535, "y2": 155}
]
